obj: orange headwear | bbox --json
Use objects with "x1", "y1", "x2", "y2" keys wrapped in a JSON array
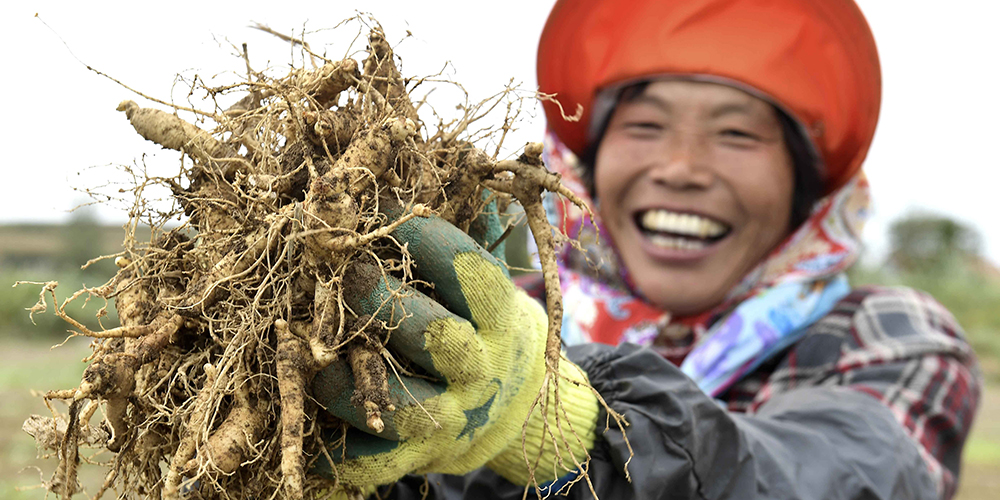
[{"x1": 537, "y1": 0, "x2": 881, "y2": 194}]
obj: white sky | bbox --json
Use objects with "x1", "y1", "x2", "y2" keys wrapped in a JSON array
[{"x1": 2, "y1": 0, "x2": 999, "y2": 266}]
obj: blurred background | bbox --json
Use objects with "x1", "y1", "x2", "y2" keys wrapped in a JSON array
[{"x1": 2, "y1": 0, "x2": 998, "y2": 498}]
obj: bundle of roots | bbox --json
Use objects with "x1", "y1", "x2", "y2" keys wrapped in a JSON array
[{"x1": 19, "y1": 22, "x2": 621, "y2": 500}]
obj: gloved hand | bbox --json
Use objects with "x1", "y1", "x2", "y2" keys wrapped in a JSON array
[{"x1": 311, "y1": 203, "x2": 599, "y2": 488}]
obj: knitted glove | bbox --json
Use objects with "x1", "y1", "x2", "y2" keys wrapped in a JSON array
[{"x1": 312, "y1": 207, "x2": 598, "y2": 488}]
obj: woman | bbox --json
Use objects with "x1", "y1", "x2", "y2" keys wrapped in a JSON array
[{"x1": 313, "y1": 0, "x2": 981, "y2": 498}]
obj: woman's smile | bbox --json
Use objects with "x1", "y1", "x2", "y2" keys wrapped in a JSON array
[{"x1": 633, "y1": 207, "x2": 731, "y2": 256}]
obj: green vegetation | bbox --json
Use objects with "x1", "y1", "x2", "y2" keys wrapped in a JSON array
[
  {"x1": 887, "y1": 212, "x2": 982, "y2": 275},
  {"x1": 1, "y1": 217, "x2": 121, "y2": 341},
  {"x1": 0, "y1": 339, "x2": 106, "y2": 498},
  {"x1": 851, "y1": 212, "x2": 1000, "y2": 382}
]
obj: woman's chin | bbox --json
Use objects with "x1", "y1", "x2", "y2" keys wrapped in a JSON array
[{"x1": 625, "y1": 233, "x2": 741, "y2": 315}]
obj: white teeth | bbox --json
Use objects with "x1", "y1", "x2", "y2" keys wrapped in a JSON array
[
  {"x1": 647, "y1": 234, "x2": 709, "y2": 251},
  {"x1": 639, "y1": 210, "x2": 727, "y2": 238}
]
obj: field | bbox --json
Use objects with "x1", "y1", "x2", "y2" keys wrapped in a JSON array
[
  {"x1": 1, "y1": 339, "x2": 107, "y2": 498},
  {"x1": 1, "y1": 223, "x2": 998, "y2": 498},
  {"x1": 2, "y1": 339, "x2": 997, "y2": 498}
]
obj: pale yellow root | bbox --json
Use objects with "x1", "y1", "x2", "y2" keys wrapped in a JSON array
[
  {"x1": 302, "y1": 172, "x2": 360, "y2": 266},
  {"x1": 180, "y1": 385, "x2": 267, "y2": 476},
  {"x1": 362, "y1": 28, "x2": 420, "y2": 125},
  {"x1": 436, "y1": 148, "x2": 495, "y2": 229},
  {"x1": 303, "y1": 108, "x2": 359, "y2": 150},
  {"x1": 342, "y1": 117, "x2": 416, "y2": 198},
  {"x1": 176, "y1": 222, "x2": 280, "y2": 316},
  {"x1": 178, "y1": 183, "x2": 243, "y2": 237},
  {"x1": 483, "y1": 143, "x2": 567, "y2": 369},
  {"x1": 495, "y1": 144, "x2": 633, "y2": 497},
  {"x1": 309, "y1": 281, "x2": 342, "y2": 368},
  {"x1": 101, "y1": 383, "x2": 134, "y2": 451},
  {"x1": 117, "y1": 100, "x2": 235, "y2": 170},
  {"x1": 23, "y1": 280, "x2": 154, "y2": 340},
  {"x1": 347, "y1": 327, "x2": 395, "y2": 433},
  {"x1": 49, "y1": 264, "x2": 186, "y2": 454},
  {"x1": 522, "y1": 199, "x2": 563, "y2": 370},
  {"x1": 275, "y1": 319, "x2": 316, "y2": 500},
  {"x1": 76, "y1": 313, "x2": 183, "y2": 451},
  {"x1": 44, "y1": 389, "x2": 79, "y2": 400},
  {"x1": 297, "y1": 58, "x2": 361, "y2": 107},
  {"x1": 300, "y1": 119, "x2": 415, "y2": 265},
  {"x1": 163, "y1": 363, "x2": 219, "y2": 500},
  {"x1": 53, "y1": 399, "x2": 83, "y2": 500}
]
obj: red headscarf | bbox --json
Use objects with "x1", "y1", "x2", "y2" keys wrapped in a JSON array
[{"x1": 537, "y1": 0, "x2": 881, "y2": 195}]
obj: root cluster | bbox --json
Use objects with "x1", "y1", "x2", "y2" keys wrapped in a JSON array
[{"x1": 21, "y1": 21, "x2": 605, "y2": 500}]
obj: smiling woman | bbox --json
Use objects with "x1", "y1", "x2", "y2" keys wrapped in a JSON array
[
  {"x1": 362, "y1": 0, "x2": 982, "y2": 499},
  {"x1": 593, "y1": 80, "x2": 796, "y2": 314}
]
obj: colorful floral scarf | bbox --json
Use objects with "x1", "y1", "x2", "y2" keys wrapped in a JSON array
[{"x1": 541, "y1": 132, "x2": 870, "y2": 397}]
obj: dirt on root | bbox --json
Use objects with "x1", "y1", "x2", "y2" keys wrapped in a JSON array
[{"x1": 16, "y1": 16, "x2": 604, "y2": 500}]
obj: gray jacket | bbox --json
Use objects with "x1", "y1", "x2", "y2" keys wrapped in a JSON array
[{"x1": 378, "y1": 287, "x2": 978, "y2": 499}]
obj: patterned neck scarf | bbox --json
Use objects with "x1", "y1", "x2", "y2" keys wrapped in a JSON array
[{"x1": 541, "y1": 132, "x2": 870, "y2": 397}]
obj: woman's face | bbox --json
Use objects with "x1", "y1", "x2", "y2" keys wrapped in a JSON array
[{"x1": 594, "y1": 80, "x2": 795, "y2": 315}]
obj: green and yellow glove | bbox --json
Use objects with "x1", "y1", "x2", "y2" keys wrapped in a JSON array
[{"x1": 312, "y1": 206, "x2": 599, "y2": 488}]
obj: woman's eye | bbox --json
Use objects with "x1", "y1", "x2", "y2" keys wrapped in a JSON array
[
  {"x1": 719, "y1": 129, "x2": 762, "y2": 147},
  {"x1": 720, "y1": 128, "x2": 756, "y2": 139},
  {"x1": 624, "y1": 121, "x2": 664, "y2": 133}
]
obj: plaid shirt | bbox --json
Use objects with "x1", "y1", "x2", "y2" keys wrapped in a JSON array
[
  {"x1": 677, "y1": 286, "x2": 979, "y2": 499},
  {"x1": 517, "y1": 277, "x2": 983, "y2": 499}
]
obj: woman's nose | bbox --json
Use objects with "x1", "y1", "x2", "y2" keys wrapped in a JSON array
[{"x1": 646, "y1": 134, "x2": 714, "y2": 189}]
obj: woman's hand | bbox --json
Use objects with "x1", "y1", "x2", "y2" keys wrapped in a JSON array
[{"x1": 311, "y1": 208, "x2": 598, "y2": 488}]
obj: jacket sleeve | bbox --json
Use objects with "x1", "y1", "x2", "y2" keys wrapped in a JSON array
[
  {"x1": 562, "y1": 343, "x2": 943, "y2": 500},
  {"x1": 382, "y1": 343, "x2": 935, "y2": 500},
  {"x1": 380, "y1": 288, "x2": 979, "y2": 499}
]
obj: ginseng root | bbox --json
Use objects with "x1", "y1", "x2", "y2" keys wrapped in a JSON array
[
  {"x1": 22, "y1": 19, "x2": 615, "y2": 500},
  {"x1": 347, "y1": 318, "x2": 394, "y2": 433},
  {"x1": 276, "y1": 319, "x2": 317, "y2": 500}
]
